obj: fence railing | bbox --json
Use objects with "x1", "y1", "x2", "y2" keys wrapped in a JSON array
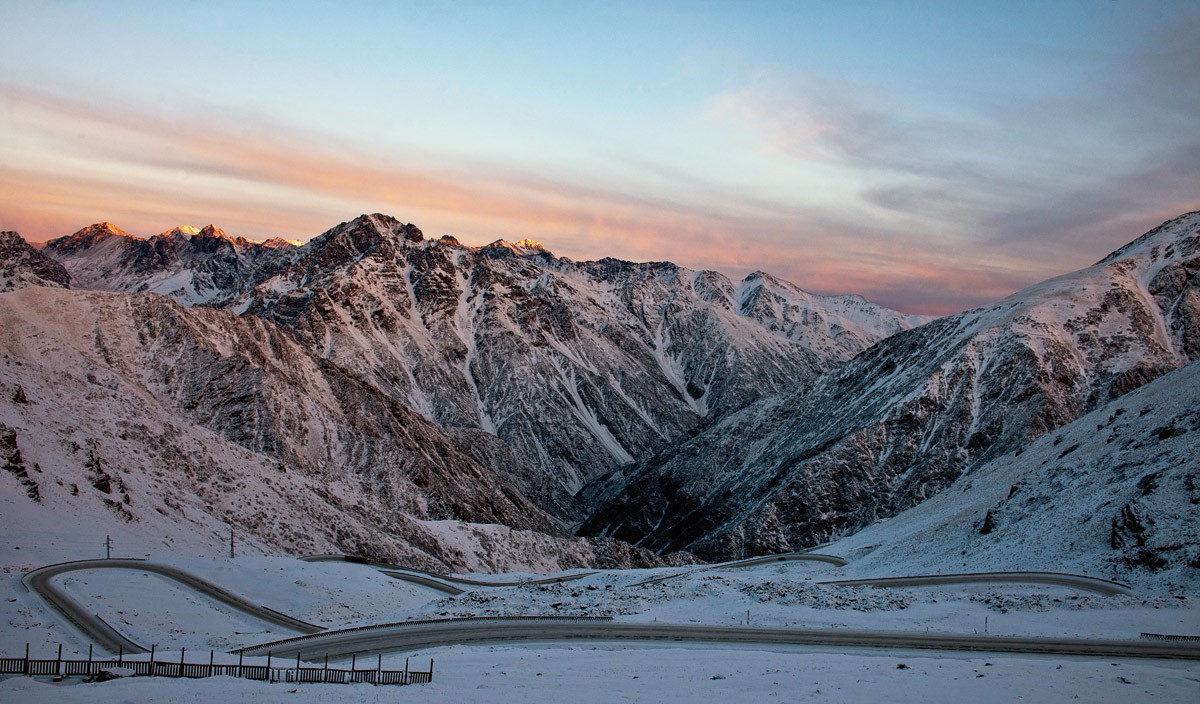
[
  {"x1": 1140, "y1": 632, "x2": 1200, "y2": 642},
  {"x1": 0, "y1": 646, "x2": 433, "y2": 686}
]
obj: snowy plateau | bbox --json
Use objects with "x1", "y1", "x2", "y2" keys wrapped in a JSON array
[{"x1": 0, "y1": 212, "x2": 1196, "y2": 702}]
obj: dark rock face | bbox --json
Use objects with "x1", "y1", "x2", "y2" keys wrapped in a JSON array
[
  {"x1": 581, "y1": 212, "x2": 1200, "y2": 560},
  {"x1": 0, "y1": 231, "x2": 71, "y2": 290},
  {"x1": 0, "y1": 424, "x2": 40, "y2": 502}
]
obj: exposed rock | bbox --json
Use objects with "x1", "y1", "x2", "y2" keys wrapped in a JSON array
[{"x1": 0, "y1": 231, "x2": 71, "y2": 291}]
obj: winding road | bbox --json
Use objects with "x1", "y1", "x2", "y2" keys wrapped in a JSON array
[
  {"x1": 302, "y1": 551, "x2": 847, "y2": 591},
  {"x1": 234, "y1": 615, "x2": 1200, "y2": 661},
  {"x1": 631, "y1": 552, "x2": 848, "y2": 587},
  {"x1": 817, "y1": 571, "x2": 1133, "y2": 597},
  {"x1": 25, "y1": 558, "x2": 1182, "y2": 667},
  {"x1": 22, "y1": 559, "x2": 323, "y2": 654},
  {"x1": 300, "y1": 554, "x2": 596, "y2": 590}
]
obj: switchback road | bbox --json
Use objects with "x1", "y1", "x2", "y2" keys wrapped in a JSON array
[
  {"x1": 22, "y1": 559, "x2": 323, "y2": 654},
  {"x1": 301, "y1": 552, "x2": 847, "y2": 592}
]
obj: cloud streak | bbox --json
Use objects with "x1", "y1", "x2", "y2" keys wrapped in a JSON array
[{"x1": 1, "y1": 76, "x2": 1193, "y2": 316}]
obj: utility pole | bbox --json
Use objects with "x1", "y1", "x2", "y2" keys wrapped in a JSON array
[{"x1": 105, "y1": 535, "x2": 111, "y2": 559}]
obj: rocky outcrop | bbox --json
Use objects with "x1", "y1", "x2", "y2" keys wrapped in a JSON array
[{"x1": 0, "y1": 232, "x2": 70, "y2": 291}]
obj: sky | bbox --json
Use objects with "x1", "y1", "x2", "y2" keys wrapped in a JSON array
[{"x1": 1, "y1": 1, "x2": 1197, "y2": 314}]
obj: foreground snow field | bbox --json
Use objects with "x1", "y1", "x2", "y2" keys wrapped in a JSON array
[
  {"x1": 1, "y1": 553, "x2": 1196, "y2": 702},
  {"x1": 3, "y1": 644, "x2": 1197, "y2": 704}
]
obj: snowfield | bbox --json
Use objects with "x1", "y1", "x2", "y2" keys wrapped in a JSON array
[{"x1": 1, "y1": 550, "x2": 1196, "y2": 702}]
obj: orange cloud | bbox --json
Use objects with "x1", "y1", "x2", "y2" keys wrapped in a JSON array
[{"x1": 5, "y1": 83, "x2": 1186, "y2": 315}]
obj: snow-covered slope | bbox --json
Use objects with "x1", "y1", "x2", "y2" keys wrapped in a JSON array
[
  {"x1": 583, "y1": 212, "x2": 1200, "y2": 561},
  {"x1": 829, "y1": 359, "x2": 1200, "y2": 593},
  {"x1": 0, "y1": 286, "x2": 674, "y2": 572}
]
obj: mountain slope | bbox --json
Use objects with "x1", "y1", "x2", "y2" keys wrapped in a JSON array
[
  {"x1": 42, "y1": 214, "x2": 919, "y2": 522},
  {"x1": 0, "y1": 285, "x2": 670, "y2": 571},
  {"x1": 232, "y1": 214, "x2": 921, "y2": 519},
  {"x1": 828, "y1": 358, "x2": 1200, "y2": 592},
  {"x1": 582, "y1": 212, "x2": 1200, "y2": 559}
]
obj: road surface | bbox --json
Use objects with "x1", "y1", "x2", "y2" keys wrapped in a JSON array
[
  {"x1": 22, "y1": 559, "x2": 323, "y2": 654},
  {"x1": 300, "y1": 554, "x2": 596, "y2": 588},
  {"x1": 235, "y1": 616, "x2": 1199, "y2": 661},
  {"x1": 631, "y1": 552, "x2": 847, "y2": 587},
  {"x1": 301, "y1": 552, "x2": 846, "y2": 591},
  {"x1": 817, "y1": 571, "x2": 1132, "y2": 597}
]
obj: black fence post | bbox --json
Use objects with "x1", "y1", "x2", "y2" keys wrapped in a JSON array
[
  {"x1": 56, "y1": 643, "x2": 62, "y2": 677},
  {"x1": 430, "y1": 658, "x2": 434, "y2": 681},
  {"x1": 23, "y1": 643, "x2": 29, "y2": 676},
  {"x1": 118, "y1": 644, "x2": 123, "y2": 666},
  {"x1": 209, "y1": 649, "x2": 214, "y2": 677},
  {"x1": 238, "y1": 651, "x2": 243, "y2": 678},
  {"x1": 266, "y1": 651, "x2": 272, "y2": 682},
  {"x1": 149, "y1": 644, "x2": 155, "y2": 677},
  {"x1": 87, "y1": 644, "x2": 93, "y2": 675},
  {"x1": 404, "y1": 656, "x2": 408, "y2": 684}
]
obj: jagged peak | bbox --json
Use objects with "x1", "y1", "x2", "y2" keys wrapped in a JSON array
[
  {"x1": 482, "y1": 238, "x2": 552, "y2": 257},
  {"x1": 337, "y1": 213, "x2": 423, "y2": 243},
  {"x1": 159, "y1": 225, "x2": 201, "y2": 238},
  {"x1": 45, "y1": 222, "x2": 137, "y2": 253},
  {"x1": 71, "y1": 222, "x2": 135, "y2": 239},
  {"x1": 258, "y1": 237, "x2": 301, "y2": 249},
  {"x1": 197, "y1": 224, "x2": 229, "y2": 240},
  {"x1": 513, "y1": 238, "x2": 546, "y2": 251}
]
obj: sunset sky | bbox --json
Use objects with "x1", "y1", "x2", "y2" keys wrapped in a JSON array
[{"x1": 1, "y1": 1, "x2": 1196, "y2": 314}]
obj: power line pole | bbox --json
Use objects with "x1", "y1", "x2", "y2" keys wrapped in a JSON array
[{"x1": 105, "y1": 535, "x2": 111, "y2": 559}]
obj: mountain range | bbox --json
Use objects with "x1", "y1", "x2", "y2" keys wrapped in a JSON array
[{"x1": 1, "y1": 211, "x2": 1196, "y2": 586}]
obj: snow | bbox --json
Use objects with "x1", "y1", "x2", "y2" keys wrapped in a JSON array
[
  {"x1": 1, "y1": 646, "x2": 1194, "y2": 704},
  {"x1": 1, "y1": 212, "x2": 1196, "y2": 701}
]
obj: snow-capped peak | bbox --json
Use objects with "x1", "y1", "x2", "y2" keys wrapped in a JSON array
[
  {"x1": 514, "y1": 238, "x2": 547, "y2": 251},
  {"x1": 159, "y1": 225, "x2": 201, "y2": 238}
]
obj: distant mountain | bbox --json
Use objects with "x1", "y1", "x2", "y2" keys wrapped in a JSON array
[
  {"x1": 581, "y1": 212, "x2": 1200, "y2": 561},
  {"x1": 45, "y1": 222, "x2": 296, "y2": 305},
  {"x1": 39, "y1": 214, "x2": 920, "y2": 521}
]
